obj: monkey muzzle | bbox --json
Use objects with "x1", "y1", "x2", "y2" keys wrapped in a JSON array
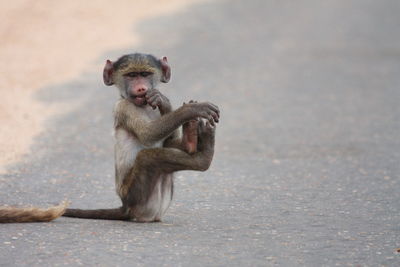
[{"x1": 130, "y1": 93, "x2": 147, "y2": 106}]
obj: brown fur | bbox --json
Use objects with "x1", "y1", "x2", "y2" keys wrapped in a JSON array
[
  {"x1": 62, "y1": 53, "x2": 219, "y2": 222},
  {"x1": 0, "y1": 202, "x2": 68, "y2": 223},
  {"x1": 114, "y1": 53, "x2": 160, "y2": 75}
]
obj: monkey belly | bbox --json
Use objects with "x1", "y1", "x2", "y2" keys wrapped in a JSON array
[
  {"x1": 130, "y1": 173, "x2": 173, "y2": 222},
  {"x1": 114, "y1": 128, "x2": 163, "y2": 198}
]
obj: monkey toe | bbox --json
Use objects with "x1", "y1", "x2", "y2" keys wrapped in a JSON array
[
  {"x1": 182, "y1": 120, "x2": 199, "y2": 154},
  {"x1": 199, "y1": 120, "x2": 215, "y2": 136}
]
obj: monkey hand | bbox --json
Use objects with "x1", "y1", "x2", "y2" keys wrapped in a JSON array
[
  {"x1": 146, "y1": 89, "x2": 172, "y2": 114},
  {"x1": 197, "y1": 119, "x2": 216, "y2": 152},
  {"x1": 183, "y1": 101, "x2": 220, "y2": 126}
]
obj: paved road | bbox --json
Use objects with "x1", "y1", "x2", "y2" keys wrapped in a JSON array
[{"x1": 1, "y1": 0, "x2": 400, "y2": 266}]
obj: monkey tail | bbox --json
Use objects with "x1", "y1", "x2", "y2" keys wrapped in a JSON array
[
  {"x1": 62, "y1": 207, "x2": 130, "y2": 220},
  {"x1": 0, "y1": 201, "x2": 68, "y2": 223}
]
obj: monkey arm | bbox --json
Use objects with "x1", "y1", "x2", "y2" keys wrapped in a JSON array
[
  {"x1": 115, "y1": 103, "x2": 191, "y2": 146},
  {"x1": 131, "y1": 108, "x2": 192, "y2": 146},
  {"x1": 158, "y1": 97, "x2": 172, "y2": 115},
  {"x1": 145, "y1": 88, "x2": 172, "y2": 115},
  {"x1": 115, "y1": 99, "x2": 218, "y2": 147}
]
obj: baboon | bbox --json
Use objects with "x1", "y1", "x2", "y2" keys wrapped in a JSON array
[{"x1": 62, "y1": 53, "x2": 219, "y2": 222}]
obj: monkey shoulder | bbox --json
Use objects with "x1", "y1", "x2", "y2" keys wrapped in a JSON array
[
  {"x1": 114, "y1": 99, "x2": 161, "y2": 121},
  {"x1": 114, "y1": 99, "x2": 142, "y2": 127},
  {"x1": 114, "y1": 99, "x2": 135, "y2": 116},
  {"x1": 113, "y1": 99, "x2": 163, "y2": 147}
]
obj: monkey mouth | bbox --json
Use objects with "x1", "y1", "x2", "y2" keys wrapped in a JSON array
[{"x1": 131, "y1": 95, "x2": 147, "y2": 106}]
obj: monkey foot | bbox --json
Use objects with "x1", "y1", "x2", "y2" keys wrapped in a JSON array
[{"x1": 182, "y1": 120, "x2": 199, "y2": 154}]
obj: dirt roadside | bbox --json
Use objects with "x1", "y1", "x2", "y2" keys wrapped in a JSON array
[{"x1": 0, "y1": 0, "x2": 203, "y2": 173}]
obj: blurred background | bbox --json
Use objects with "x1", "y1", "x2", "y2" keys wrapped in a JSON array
[
  {"x1": 0, "y1": 0, "x2": 202, "y2": 172},
  {"x1": 0, "y1": 0, "x2": 399, "y2": 266}
]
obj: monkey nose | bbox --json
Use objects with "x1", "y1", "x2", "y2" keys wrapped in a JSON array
[{"x1": 136, "y1": 87, "x2": 147, "y2": 93}]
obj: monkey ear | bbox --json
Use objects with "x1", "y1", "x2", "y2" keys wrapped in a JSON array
[
  {"x1": 103, "y1": 60, "x2": 114, "y2": 86},
  {"x1": 159, "y1": 56, "x2": 171, "y2": 83}
]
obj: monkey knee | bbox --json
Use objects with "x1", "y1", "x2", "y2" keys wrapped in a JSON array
[
  {"x1": 135, "y1": 150, "x2": 146, "y2": 163},
  {"x1": 196, "y1": 158, "x2": 212, "y2": 172},
  {"x1": 198, "y1": 164, "x2": 210, "y2": 172},
  {"x1": 135, "y1": 150, "x2": 155, "y2": 168}
]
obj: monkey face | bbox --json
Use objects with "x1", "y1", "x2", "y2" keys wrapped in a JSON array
[
  {"x1": 123, "y1": 71, "x2": 154, "y2": 106},
  {"x1": 103, "y1": 53, "x2": 171, "y2": 107}
]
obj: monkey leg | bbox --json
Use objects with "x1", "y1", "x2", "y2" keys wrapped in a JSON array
[
  {"x1": 122, "y1": 142, "x2": 214, "y2": 198},
  {"x1": 139, "y1": 148, "x2": 213, "y2": 173},
  {"x1": 122, "y1": 120, "x2": 215, "y2": 195},
  {"x1": 137, "y1": 120, "x2": 215, "y2": 174},
  {"x1": 182, "y1": 119, "x2": 199, "y2": 154},
  {"x1": 120, "y1": 147, "x2": 213, "y2": 222},
  {"x1": 181, "y1": 100, "x2": 199, "y2": 154},
  {"x1": 197, "y1": 119, "x2": 215, "y2": 149},
  {"x1": 120, "y1": 121, "x2": 215, "y2": 221}
]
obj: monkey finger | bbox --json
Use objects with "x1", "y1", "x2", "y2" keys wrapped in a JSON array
[
  {"x1": 208, "y1": 116, "x2": 215, "y2": 126},
  {"x1": 145, "y1": 90, "x2": 153, "y2": 98},
  {"x1": 148, "y1": 95, "x2": 161, "y2": 106},
  {"x1": 149, "y1": 88, "x2": 160, "y2": 94},
  {"x1": 213, "y1": 104, "x2": 220, "y2": 115},
  {"x1": 199, "y1": 118, "x2": 205, "y2": 125},
  {"x1": 207, "y1": 102, "x2": 220, "y2": 115},
  {"x1": 145, "y1": 91, "x2": 157, "y2": 99},
  {"x1": 146, "y1": 89, "x2": 161, "y2": 99},
  {"x1": 147, "y1": 94, "x2": 159, "y2": 102},
  {"x1": 197, "y1": 120, "x2": 205, "y2": 134},
  {"x1": 205, "y1": 121, "x2": 214, "y2": 129},
  {"x1": 198, "y1": 119, "x2": 205, "y2": 129},
  {"x1": 146, "y1": 97, "x2": 155, "y2": 106},
  {"x1": 152, "y1": 100, "x2": 161, "y2": 109},
  {"x1": 148, "y1": 100, "x2": 158, "y2": 109},
  {"x1": 215, "y1": 107, "x2": 221, "y2": 117},
  {"x1": 208, "y1": 111, "x2": 219, "y2": 123},
  {"x1": 148, "y1": 101, "x2": 157, "y2": 109}
]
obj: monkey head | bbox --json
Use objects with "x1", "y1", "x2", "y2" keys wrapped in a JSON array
[{"x1": 103, "y1": 53, "x2": 171, "y2": 106}]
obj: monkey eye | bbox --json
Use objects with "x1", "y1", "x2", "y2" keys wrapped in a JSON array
[
  {"x1": 140, "y1": 72, "x2": 152, "y2": 77},
  {"x1": 125, "y1": 72, "x2": 138, "y2": 78}
]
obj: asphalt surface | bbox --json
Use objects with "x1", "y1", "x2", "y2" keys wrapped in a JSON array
[{"x1": 1, "y1": 0, "x2": 400, "y2": 266}]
